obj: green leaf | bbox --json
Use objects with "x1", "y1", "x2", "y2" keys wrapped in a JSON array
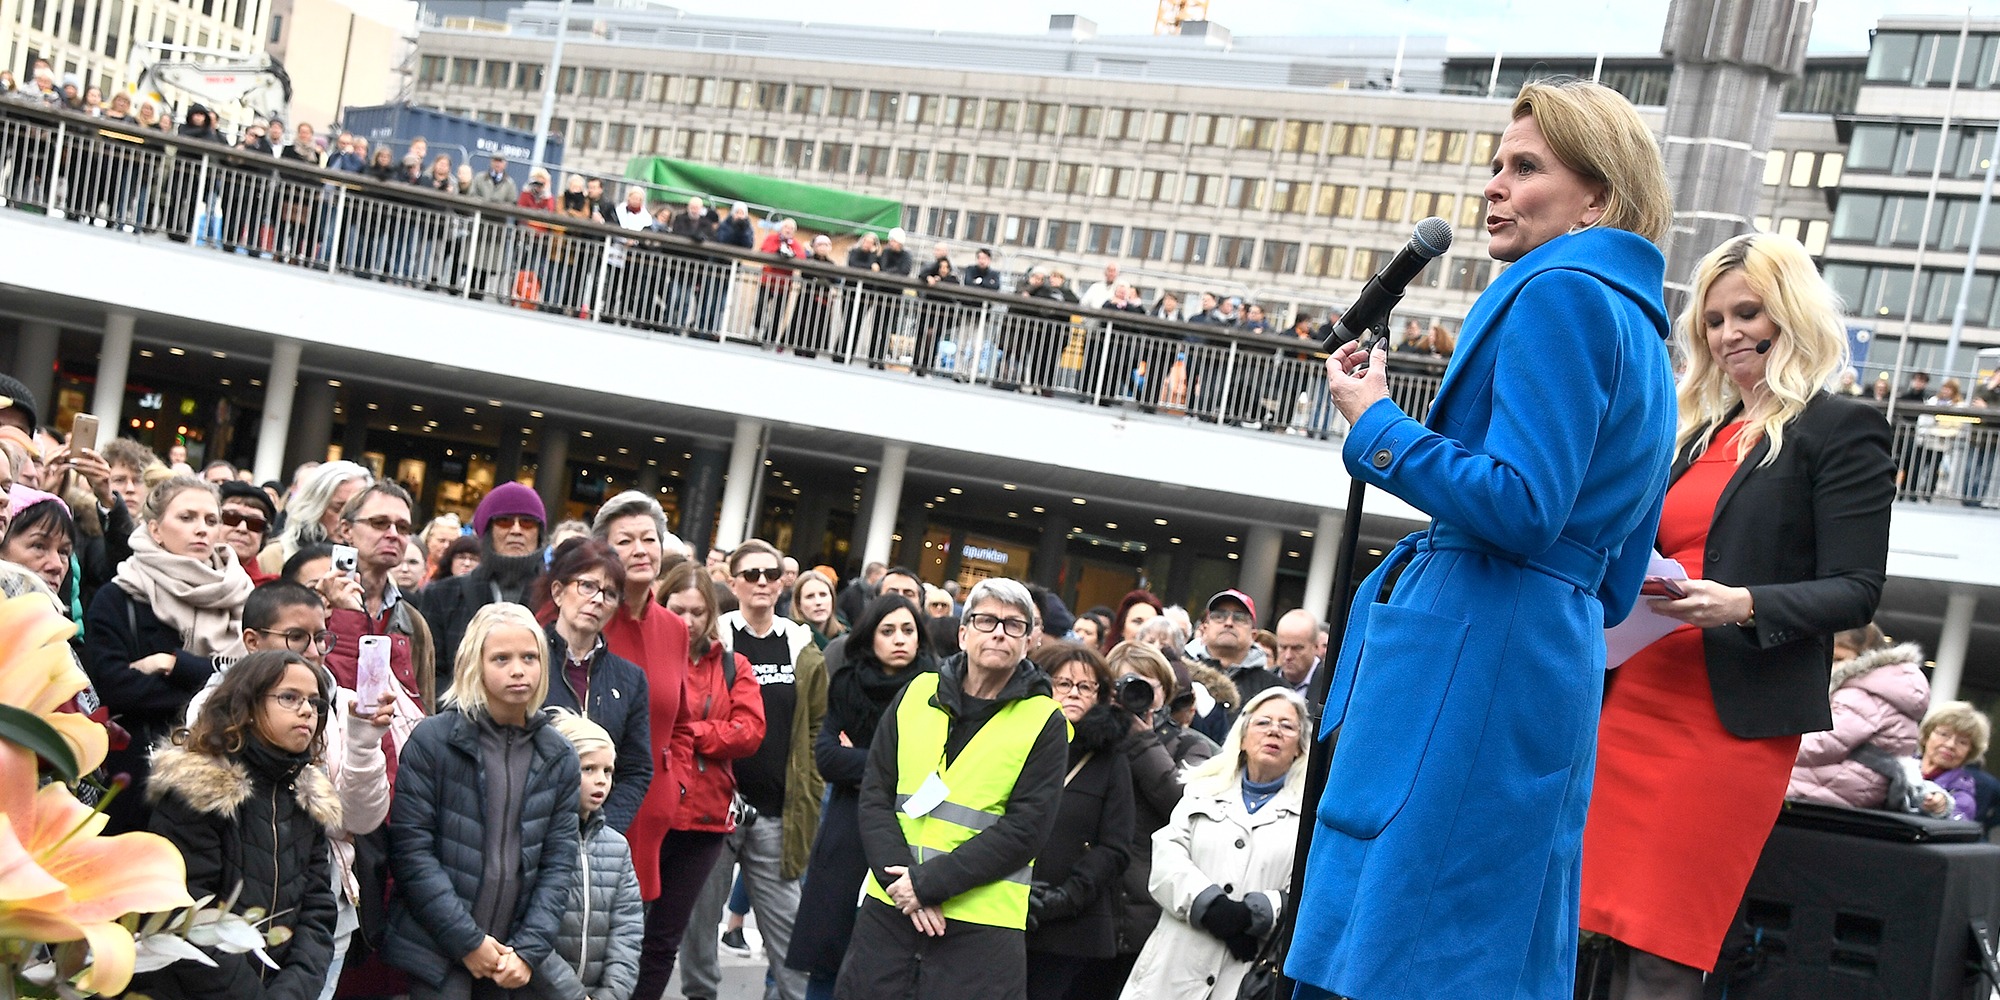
[{"x1": 0, "y1": 704, "x2": 78, "y2": 783}]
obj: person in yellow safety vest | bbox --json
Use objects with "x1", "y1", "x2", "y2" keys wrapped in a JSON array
[{"x1": 835, "y1": 577, "x2": 1072, "y2": 1000}]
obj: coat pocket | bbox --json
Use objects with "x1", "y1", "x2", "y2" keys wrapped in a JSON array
[{"x1": 1319, "y1": 603, "x2": 1471, "y2": 840}]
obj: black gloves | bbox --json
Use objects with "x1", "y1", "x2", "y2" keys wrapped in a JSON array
[
  {"x1": 1225, "y1": 932, "x2": 1261, "y2": 961},
  {"x1": 1027, "y1": 882, "x2": 1075, "y2": 932},
  {"x1": 1197, "y1": 896, "x2": 1253, "y2": 940}
]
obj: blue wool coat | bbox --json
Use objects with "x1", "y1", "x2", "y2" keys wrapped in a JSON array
[{"x1": 1286, "y1": 227, "x2": 1677, "y2": 1000}]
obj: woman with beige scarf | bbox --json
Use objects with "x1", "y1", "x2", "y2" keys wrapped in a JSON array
[{"x1": 83, "y1": 474, "x2": 254, "y2": 834}]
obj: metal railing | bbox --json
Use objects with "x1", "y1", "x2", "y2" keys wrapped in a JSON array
[
  {"x1": 1890, "y1": 410, "x2": 1999, "y2": 508},
  {"x1": 0, "y1": 99, "x2": 1454, "y2": 438}
]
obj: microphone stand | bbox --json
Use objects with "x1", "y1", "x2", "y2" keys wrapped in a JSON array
[{"x1": 1275, "y1": 313, "x2": 1393, "y2": 992}]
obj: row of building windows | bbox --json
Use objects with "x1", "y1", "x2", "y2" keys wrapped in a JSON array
[
  {"x1": 1832, "y1": 191, "x2": 2000, "y2": 256},
  {"x1": 1762, "y1": 149, "x2": 1844, "y2": 189},
  {"x1": 1848, "y1": 122, "x2": 2000, "y2": 181},
  {"x1": 1868, "y1": 31, "x2": 2000, "y2": 89},
  {"x1": 442, "y1": 109, "x2": 1495, "y2": 228},
  {"x1": 417, "y1": 66, "x2": 1500, "y2": 163},
  {"x1": 1826, "y1": 260, "x2": 2000, "y2": 328},
  {"x1": 14, "y1": 0, "x2": 252, "y2": 70},
  {"x1": 896, "y1": 205, "x2": 1497, "y2": 291}
]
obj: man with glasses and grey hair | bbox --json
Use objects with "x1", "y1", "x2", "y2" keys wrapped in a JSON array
[{"x1": 837, "y1": 577, "x2": 1069, "y2": 1000}]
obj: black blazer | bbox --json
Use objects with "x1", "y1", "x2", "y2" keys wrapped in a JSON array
[{"x1": 1670, "y1": 393, "x2": 1895, "y2": 739}]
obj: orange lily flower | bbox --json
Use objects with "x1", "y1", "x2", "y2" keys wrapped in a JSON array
[{"x1": 0, "y1": 594, "x2": 107, "y2": 774}]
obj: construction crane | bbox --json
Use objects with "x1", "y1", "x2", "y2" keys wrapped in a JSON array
[{"x1": 1154, "y1": 0, "x2": 1212, "y2": 35}]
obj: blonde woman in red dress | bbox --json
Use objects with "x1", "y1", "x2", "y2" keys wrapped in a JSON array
[{"x1": 1579, "y1": 232, "x2": 1897, "y2": 998}]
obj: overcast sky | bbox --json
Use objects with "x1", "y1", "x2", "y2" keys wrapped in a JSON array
[{"x1": 656, "y1": 0, "x2": 2000, "y2": 55}]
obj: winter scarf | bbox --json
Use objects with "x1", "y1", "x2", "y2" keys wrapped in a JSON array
[
  {"x1": 114, "y1": 526, "x2": 253, "y2": 658},
  {"x1": 828, "y1": 649, "x2": 935, "y2": 750}
]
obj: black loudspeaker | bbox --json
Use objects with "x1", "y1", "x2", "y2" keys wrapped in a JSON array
[{"x1": 1705, "y1": 810, "x2": 2000, "y2": 1000}]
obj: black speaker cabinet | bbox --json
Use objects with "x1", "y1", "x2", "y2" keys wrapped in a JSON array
[{"x1": 1704, "y1": 817, "x2": 2000, "y2": 999}]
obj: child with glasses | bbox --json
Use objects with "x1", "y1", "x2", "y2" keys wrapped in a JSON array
[{"x1": 136, "y1": 649, "x2": 342, "y2": 1000}]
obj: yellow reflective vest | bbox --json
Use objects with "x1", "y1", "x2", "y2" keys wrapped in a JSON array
[{"x1": 863, "y1": 671, "x2": 1063, "y2": 929}]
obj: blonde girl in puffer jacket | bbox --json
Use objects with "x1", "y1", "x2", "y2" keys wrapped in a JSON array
[{"x1": 1786, "y1": 626, "x2": 1931, "y2": 811}]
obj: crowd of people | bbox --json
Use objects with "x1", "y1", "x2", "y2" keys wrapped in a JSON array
[
  {"x1": 4, "y1": 72, "x2": 1998, "y2": 1000},
  {"x1": 0, "y1": 370, "x2": 1343, "y2": 1000}
]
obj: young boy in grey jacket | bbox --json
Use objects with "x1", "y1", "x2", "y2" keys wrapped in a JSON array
[{"x1": 542, "y1": 710, "x2": 646, "y2": 1000}]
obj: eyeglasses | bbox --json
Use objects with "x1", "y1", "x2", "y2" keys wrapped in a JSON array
[
  {"x1": 1052, "y1": 678, "x2": 1100, "y2": 696},
  {"x1": 1207, "y1": 609, "x2": 1254, "y2": 626},
  {"x1": 964, "y1": 613, "x2": 1031, "y2": 638},
  {"x1": 352, "y1": 514, "x2": 414, "y2": 535},
  {"x1": 488, "y1": 515, "x2": 539, "y2": 531},
  {"x1": 267, "y1": 690, "x2": 330, "y2": 716},
  {"x1": 255, "y1": 628, "x2": 336, "y2": 654},
  {"x1": 219, "y1": 509, "x2": 269, "y2": 533},
  {"x1": 568, "y1": 578, "x2": 619, "y2": 604},
  {"x1": 1248, "y1": 717, "x2": 1299, "y2": 736},
  {"x1": 735, "y1": 567, "x2": 784, "y2": 584}
]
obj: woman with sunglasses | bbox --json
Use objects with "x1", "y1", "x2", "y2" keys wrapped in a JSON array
[
  {"x1": 134, "y1": 649, "x2": 341, "y2": 1000},
  {"x1": 84, "y1": 475, "x2": 254, "y2": 834},
  {"x1": 217, "y1": 480, "x2": 278, "y2": 585},
  {"x1": 537, "y1": 538, "x2": 653, "y2": 834}
]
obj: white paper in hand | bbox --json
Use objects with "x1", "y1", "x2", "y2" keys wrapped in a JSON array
[
  {"x1": 1604, "y1": 553, "x2": 1690, "y2": 669},
  {"x1": 355, "y1": 635, "x2": 392, "y2": 710}
]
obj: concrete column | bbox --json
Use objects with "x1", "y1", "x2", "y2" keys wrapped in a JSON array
[
  {"x1": 861, "y1": 443, "x2": 909, "y2": 569},
  {"x1": 92, "y1": 313, "x2": 135, "y2": 446},
  {"x1": 635, "y1": 462, "x2": 661, "y2": 497},
  {"x1": 13, "y1": 320, "x2": 59, "y2": 428},
  {"x1": 252, "y1": 340, "x2": 302, "y2": 485},
  {"x1": 534, "y1": 419, "x2": 570, "y2": 523},
  {"x1": 1930, "y1": 587, "x2": 1980, "y2": 704},
  {"x1": 1301, "y1": 510, "x2": 1343, "y2": 625},
  {"x1": 287, "y1": 378, "x2": 338, "y2": 475},
  {"x1": 680, "y1": 444, "x2": 729, "y2": 557},
  {"x1": 713, "y1": 418, "x2": 765, "y2": 552},
  {"x1": 941, "y1": 526, "x2": 968, "y2": 584},
  {"x1": 1237, "y1": 524, "x2": 1284, "y2": 627},
  {"x1": 1032, "y1": 514, "x2": 1069, "y2": 588}
]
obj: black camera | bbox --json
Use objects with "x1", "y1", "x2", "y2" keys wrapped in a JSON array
[{"x1": 1116, "y1": 673, "x2": 1154, "y2": 716}]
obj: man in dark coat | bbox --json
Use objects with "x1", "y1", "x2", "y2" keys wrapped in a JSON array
[{"x1": 413, "y1": 482, "x2": 547, "y2": 679}]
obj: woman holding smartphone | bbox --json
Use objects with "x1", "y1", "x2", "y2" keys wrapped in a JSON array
[{"x1": 1579, "y1": 233, "x2": 1896, "y2": 1000}]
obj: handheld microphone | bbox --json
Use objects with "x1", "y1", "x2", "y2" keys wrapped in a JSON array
[
  {"x1": 1323, "y1": 216, "x2": 1455, "y2": 353},
  {"x1": 1754, "y1": 339, "x2": 1773, "y2": 354}
]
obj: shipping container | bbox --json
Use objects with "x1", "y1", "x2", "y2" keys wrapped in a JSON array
[{"x1": 339, "y1": 103, "x2": 563, "y2": 188}]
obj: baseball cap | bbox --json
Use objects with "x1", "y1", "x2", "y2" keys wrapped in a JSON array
[{"x1": 1206, "y1": 588, "x2": 1257, "y2": 623}]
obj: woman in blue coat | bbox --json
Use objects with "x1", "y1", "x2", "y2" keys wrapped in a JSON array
[{"x1": 1287, "y1": 79, "x2": 1679, "y2": 1000}]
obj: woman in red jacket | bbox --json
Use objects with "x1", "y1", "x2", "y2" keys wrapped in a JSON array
[{"x1": 629, "y1": 559, "x2": 766, "y2": 1000}]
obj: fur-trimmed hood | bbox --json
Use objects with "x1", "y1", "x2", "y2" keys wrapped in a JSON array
[
  {"x1": 1831, "y1": 642, "x2": 1925, "y2": 692},
  {"x1": 1186, "y1": 662, "x2": 1241, "y2": 712},
  {"x1": 147, "y1": 742, "x2": 343, "y2": 832}
]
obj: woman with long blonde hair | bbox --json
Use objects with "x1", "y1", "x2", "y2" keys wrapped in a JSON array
[{"x1": 1579, "y1": 232, "x2": 1896, "y2": 999}]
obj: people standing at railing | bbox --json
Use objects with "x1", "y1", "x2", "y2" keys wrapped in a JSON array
[
  {"x1": 718, "y1": 202, "x2": 756, "y2": 248},
  {"x1": 1578, "y1": 232, "x2": 1894, "y2": 1000},
  {"x1": 755, "y1": 218, "x2": 804, "y2": 340},
  {"x1": 788, "y1": 234, "x2": 840, "y2": 356},
  {"x1": 463, "y1": 154, "x2": 517, "y2": 300},
  {"x1": 669, "y1": 196, "x2": 722, "y2": 330}
]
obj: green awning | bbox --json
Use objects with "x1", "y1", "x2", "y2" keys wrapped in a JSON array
[{"x1": 624, "y1": 156, "x2": 903, "y2": 235}]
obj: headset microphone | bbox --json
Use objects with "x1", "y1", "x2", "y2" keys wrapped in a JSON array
[{"x1": 1754, "y1": 339, "x2": 1773, "y2": 355}]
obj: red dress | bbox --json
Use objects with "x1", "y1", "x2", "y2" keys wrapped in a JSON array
[{"x1": 1579, "y1": 423, "x2": 1802, "y2": 969}]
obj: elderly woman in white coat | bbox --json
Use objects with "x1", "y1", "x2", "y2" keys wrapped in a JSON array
[{"x1": 1121, "y1": 687, "x2": 1308, "y2": 1000}]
